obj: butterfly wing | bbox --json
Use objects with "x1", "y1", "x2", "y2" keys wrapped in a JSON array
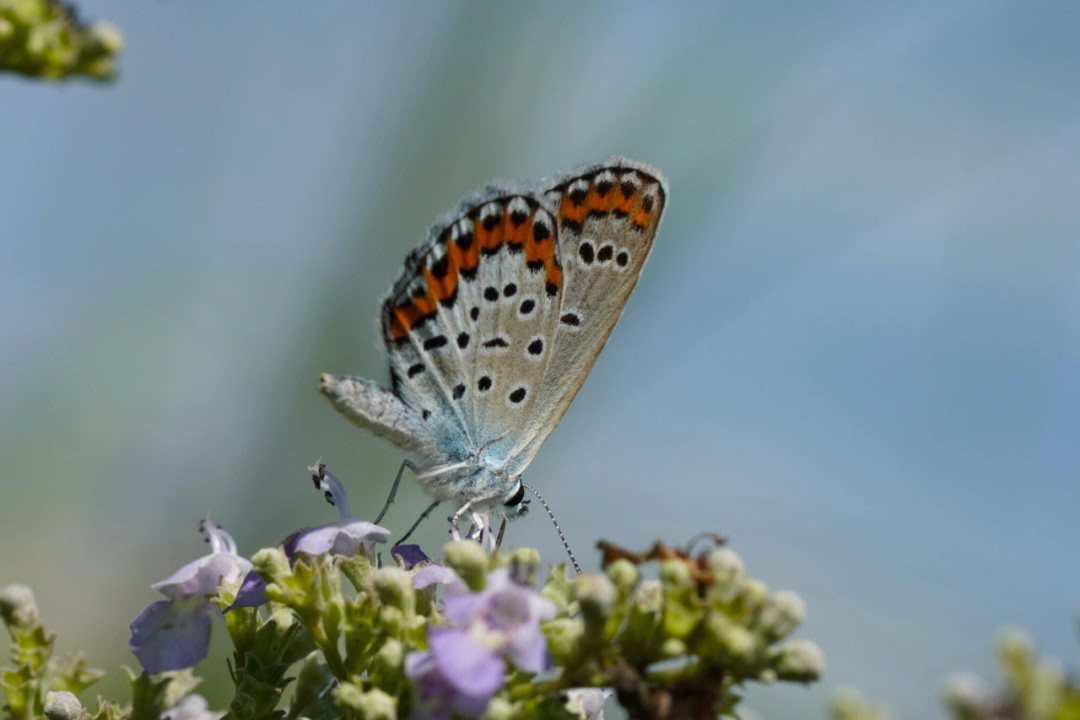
[
  {"x1": 322, "y1": 158, "x2": 665, "y2": 489},
  {"x1": 500, "y1": 158, "x2": 667, "y2": 474},
  {"x1": 379, "y1": 189, "x2": 565, "y2": 468}
]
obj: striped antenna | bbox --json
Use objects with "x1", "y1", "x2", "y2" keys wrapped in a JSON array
[{"x1": 523, "y1": 483, "x2": 581, "y2": 575}]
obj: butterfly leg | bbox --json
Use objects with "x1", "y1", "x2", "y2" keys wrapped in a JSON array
[
  {"x1": 495, "y1": 517, "x2": 507, "y2": 550},
  {"x1": 448, "y1": 499, "x2": 481, "y2": 541},
  {"x1": 375, "y1": 459, "x2": 418, "y2": 525},
  {"x1": 467, "y1": 511, "x2": 500, "y2": 552},
  {"x1": 395, "y1": 499, "x2": 440, "y2": 546}
]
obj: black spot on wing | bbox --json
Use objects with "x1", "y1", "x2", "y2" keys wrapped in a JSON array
[{"x1": 423, "y1": 335, "x2": 448, "y2": 351}]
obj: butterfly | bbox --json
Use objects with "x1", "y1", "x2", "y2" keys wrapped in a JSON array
[{"x1": 320, "y1": 158, "x2": 666, "y2": 547}]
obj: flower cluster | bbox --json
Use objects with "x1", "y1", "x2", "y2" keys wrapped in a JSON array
[
  {"x1": 941, "y1": 627, "x2": 1080, "y2": 720},
  {"x1": 3, "y1": 464, "x2": 825, "y2": 720},
  {"x1": 0, "y1": 0, "x2": 122, "y2": 80}
]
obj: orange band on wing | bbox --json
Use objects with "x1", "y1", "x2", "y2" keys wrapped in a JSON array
[
  {"x1": 389, "y1": 201, "x2": 565, "y2": 341},
  {"x1": 585, "y1": 184, "x2": 616, "y2": 214},
  {"x1": 614, "y1": 190, "x2": 637, "y2": 215},
  {"x1": 633, "y1": 206, "x2": 652, "y2": 229},
  {"x1": 559, "y1": 201, "x2": 586, "y2": 227}
]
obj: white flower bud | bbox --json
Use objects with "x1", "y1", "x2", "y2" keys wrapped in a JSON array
[
  {"x1": 757, "y1": 590, "x2": 805, "y2": 639},
  {"x1": 775, "y1": 639, "x2": 825, "y2": 682},
  {"x1": 942, "y1": 671, "x2": 989, "y2": 713},
  {"x1": 44, "y1": 692, "x2": 82, "y2": 720},
  {"x1": 0, "y1": 584, "x2": 38, "y2": 627}
]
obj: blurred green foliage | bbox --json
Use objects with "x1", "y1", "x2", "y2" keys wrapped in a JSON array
[{"x1": 0, "y1": 0, "x2": 121, "y2": 80}]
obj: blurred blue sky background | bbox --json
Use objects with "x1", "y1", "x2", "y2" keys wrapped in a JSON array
[{"x1": 2, "y1": 2, "x2": 1079, "y2": 718}]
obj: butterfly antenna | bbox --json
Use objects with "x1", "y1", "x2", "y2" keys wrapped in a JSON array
[{"x1": 522, "y1": 483, "x2": 581, "y2": 575}]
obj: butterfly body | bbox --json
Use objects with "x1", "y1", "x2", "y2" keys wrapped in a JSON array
[{"x1": 321, "y1": 158, "x2": 666, "y2": 519}]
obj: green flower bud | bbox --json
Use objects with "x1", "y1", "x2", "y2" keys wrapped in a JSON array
[
  {"x1": 444, "y1": 540, "x2": 489, "y2": 590},
  {"x1": 544, "y1": 617, "x2": 585, "y2": 663},
  {"x1": 44, "y1": 692, "x2": 82, "y2": 720},
  {"x1": 739, "y1": 578, "x2": 768, "y2": 614},
  {"x1": 1027, "y1": 660, "x2": 1065, "y2": 720},
  {"x1": 334, "y1": 683, "x2": 397, "y2": 720},
  {"x1": 374, "y1": 567, "x2": 414, "y2": 613},
  {"x1": 625, "y1": 580, "x2": 664, "y2": 649},
  {"x1": 291, "y1": 652, "x2": 336, "y2": 718},
  {"x1": 575, "y1": 573, "x2": 617, "y2": 621},
  {"x1": 997, "y1": 626, "x2": 1035, "y2": 669},
  {"x1": 252, "y1": 547, "x2": 290, "y2": 581},
  {"x1": 0, "y1": 584, "x2": 38, "y2": 628},
  {"x1": 661, "y1": 637, "x2": 688, "y2": 658},
  {"x1": 510, "y1": 547, "x2": 541, "y2": 585},
  {"x1": 662, "y1": 596, "x2": 701, "y2": 640},
  {"x1": 829, "y1": 686, "x2": 893, "y2": 720},
  {"x1": 659, "y1": 559, "x2": 693, "y2": 591},
  {"x1": 541, "y1": 565, "x2": 574, "y2": 609},
  {"x1": 756, "y1": 590, "x2": 805, "y2": 640},
  {"x1": 482, "y1": 696, "x2": 515, "y2": 720},
  {"x1": 634, "y1": 580, "x2": 664, "y2": 614},
  {"x1": 775, "y1": 639, "x2": 825, "y2": 682},
  {"x1": 701, "y1": 611, "x2": 756, "y2": 666},
  {"x1": 605, "y1": 558, "x2": 639, "y2": 591},
  {"x1": 378, "y1": 605, "x2": 406, "y2": 635},
  {"x1": 373, "y1": 638, "x2": 405, "y2": 678}
]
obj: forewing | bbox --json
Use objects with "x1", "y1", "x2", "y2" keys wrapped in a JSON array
[
  {"x1": 381, "y1": 190, "x2": 563, "y2": 462},
  {"x1": 505, "y1": 158, "x2": 667, "y2": 470}
]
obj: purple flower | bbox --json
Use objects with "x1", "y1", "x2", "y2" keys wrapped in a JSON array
[
  {"x1": 442, "y1": 568, "x2": 555, "y2": 673},
  {"x1": 283, "y1": 463, "x2": 390, "y2": 559},
  {"x1": 226, "y1": 463, "x2": 389, "y2": 613},
  {"x1": 152, "y1": 520, "x2": 251, "y2": 599},
  {"x1": 391, "y1": 544, "x2": 431, "y2": 569},
  {"x1": 405, "y1": 568, "x2": 555, "y2": 717},
  {"x1": 411, "y1": 564, "x2": 466, "y2": 593},
  {"x1": 129, "y1": 520, "x2": 248, "y2": 674},
  {"x1": 227, "y1": 570, "x2": 269, "y2": 610},
  {"x1": 129, "y1": 599, "x2": 212, "y2": 674},
  {"x1": 161, "y1": 694, "x2": 224, "y2": 720},
  {"x1": 404, "y1": 631, "x2": 503, "y2": 719}
]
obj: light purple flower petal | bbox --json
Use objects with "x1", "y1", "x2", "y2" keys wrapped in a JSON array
[
  {"x1": 225, "y1": 570, "x2": 267, "y2": 611},
  {"x1": 483, "y1": 583, "x2": 535, "y2": 632},
  {"x1": 428, "y1": 627, "x2": 505, "y2": 698},
  {"x1": 403, "y1": 648, "x2": 435, "y2": 679},
  {"x1": 412, "y1": 564, "x2": 466, "y2": 591},
  {"x1": 504, "y1": 625, "x2": 549, "y2": 674},
  {"x1": 529, "y1": 593, "x2": 557, "y2": 622},
  {"x1": 288, "y1": 519, "x2": 389, "y2": 559},
  {"x1": 129, "y1": 600, "x2": 212, "y2": 674},
  {"x1": 404, "y1": 649, "x2": 492, "y2": 719},
  {"x1": 161, "y1": 694, "x2": 224, "y2": 720},
  {"x1": 152, "y1": 553, "x2": 252, "y2": 600},
  {"x1": 443, "y1": 590, "x2": 485, "y2": 626}
]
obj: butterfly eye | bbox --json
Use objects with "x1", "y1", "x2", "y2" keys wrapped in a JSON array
[{"x1": 503, "y1": 482, "x2": 526, "y2": 507}]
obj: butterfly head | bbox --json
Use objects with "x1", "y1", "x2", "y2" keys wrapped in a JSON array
[{"x1": 502, "y1": 477, "x2": 530, "y2": 520}]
